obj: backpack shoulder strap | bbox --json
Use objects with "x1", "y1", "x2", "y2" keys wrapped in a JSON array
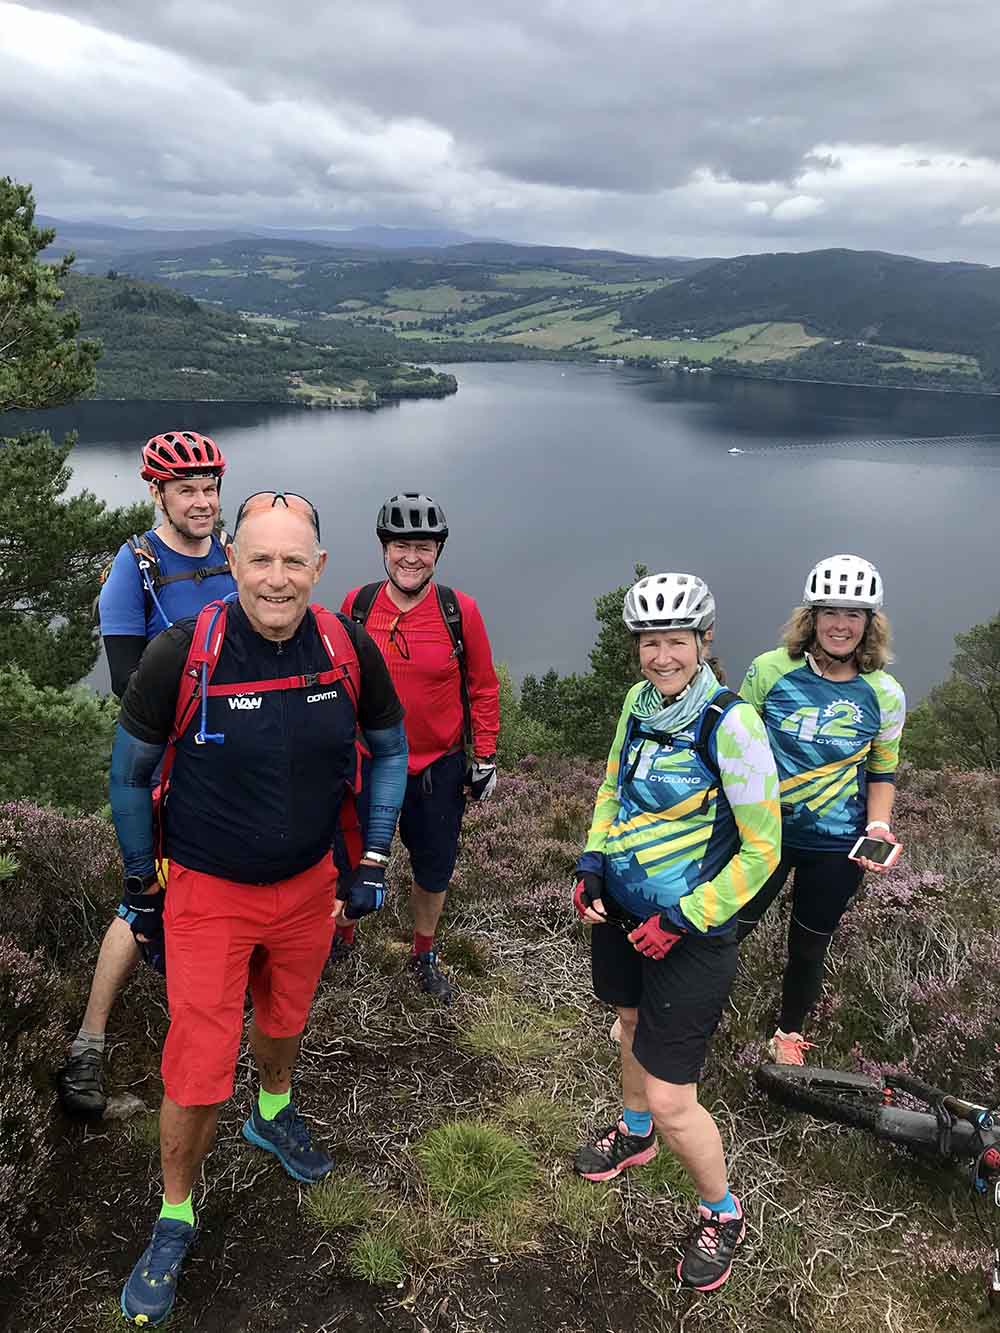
[
  {"x1": 695, "y1": 688, "x2": 743, "y2": 781},
  {"x1": 151, "y1": 598, "x2": 231, "y2": 862},
  {"x1": 311, "y1": 605, "x2": 361, "y2": 707},
  {"x1": 434, "y1": 584, "x2": 463, "y2": 645},
  {"x1": 350, "y1": 582, "x2": 384, "y2": 627},
  {"x1": 126, "y1": 533, "x2": 161, "y2": 585},
  {"x1": 155, "y1": 534, "x2": 233, "y2": 589},
  {"x1": 171, "y1": 599, "x2": 231, "y2": 743},
  {"x1": 434, "y1": 584, "x2": 473, "y2": 750}
]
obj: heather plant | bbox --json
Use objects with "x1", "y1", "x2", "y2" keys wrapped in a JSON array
[
  {"x1": 0, "y1": 935, "x2": 61, "y2": 1283},
  {"x1": 0, "y1": 800, "x2": 121, "y2": 963}
]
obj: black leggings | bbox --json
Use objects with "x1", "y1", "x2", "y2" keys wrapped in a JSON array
[{"x1": 736, "y1": 849, "x2": 863, "y2": 1034}]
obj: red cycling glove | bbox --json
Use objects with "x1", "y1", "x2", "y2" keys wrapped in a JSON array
[{"x1": 628, "y1": 914, "x2": 683, "y2": 959}]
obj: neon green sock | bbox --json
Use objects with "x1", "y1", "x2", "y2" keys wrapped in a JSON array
[
  {"x1": 158, "y1": 1193, "x2": 195, "y2": 1227},
  {"x1": 258, "y1": 1087, "x2": 291, "y2": 1121}
]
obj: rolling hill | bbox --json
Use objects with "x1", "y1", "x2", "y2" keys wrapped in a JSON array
[
  {"x1": 58, "y1": 272, "x2": 456, "y2": 406},
  {"x1": 620, "y1": 248, "x2": 1000, "y2": 385}
]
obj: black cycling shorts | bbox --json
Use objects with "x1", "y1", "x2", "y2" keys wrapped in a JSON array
[
  {"x1": 398, "y1": 750, "x2": 467, "y2": 893},
  {"x1": 590, "y1": 905, "x2": 738, "y2": 1086},
  {"x1": 336, "y1": 749, "x2": 467, "y2": 893}
]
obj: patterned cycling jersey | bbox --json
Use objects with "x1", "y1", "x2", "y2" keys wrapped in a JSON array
[
  {"x1": 582, "y1": 684, "x2": 781, "y2": 934},
  {"x1": 739, "y1": 647, "x2": 906, "y2": 853}
]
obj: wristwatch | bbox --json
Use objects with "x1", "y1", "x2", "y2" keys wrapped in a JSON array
[
  {"x1": 124, "y1": 871, "x2": 159, "y2": 894},
  {"x1": 361, "y1": 849, "x2": 390, "y2": 865}
]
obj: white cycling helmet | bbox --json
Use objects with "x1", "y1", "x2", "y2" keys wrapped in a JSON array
[
  {"x1": 623, "y1": 572, "x2": 716, "y2": 633},
  {"x1": 804, "y1": 554, "x2": 883, "y2": 610}
]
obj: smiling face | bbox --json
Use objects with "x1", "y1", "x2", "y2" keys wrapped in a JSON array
[
  {"x1": 152, "y1": 475, "x2": 220, "y2": 543},
  {"x1": 229, "y1": 507, "x2": 326, "y2": 641},
  {"x1": 637, "y1": 628, "x2": 701, "y2": 698},
  {"x1": 814, "y1": 607, "x2": 867, "y2": 659},
  {"x1": 383, "y1": 537, "x2": 440, "y2": 599}
]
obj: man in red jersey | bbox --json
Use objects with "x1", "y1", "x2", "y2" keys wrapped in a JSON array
[{"x1": 332, "y1": 493, "x2": 500, "y2": 1003}]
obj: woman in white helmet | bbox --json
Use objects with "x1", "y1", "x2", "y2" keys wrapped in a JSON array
[
  {"x1": 736, "y1": 554, "x2": 906, "y2": 1064},
  {"x1": 573, "y1": 572, "x2": 781, "y2": 1292}
]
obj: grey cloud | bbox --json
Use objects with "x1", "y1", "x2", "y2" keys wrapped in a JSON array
[
  {"x1": 7, "y1": 0, "x2": 1000, "y2": 259},
  {"x1": 19, "y1": 0, "x2": 1000, "y2": 190}
]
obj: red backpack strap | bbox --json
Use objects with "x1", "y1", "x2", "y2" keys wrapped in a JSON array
[
  {"x1": 153, "y1": 598, "x2": 230, "y2": 866},
  {"x1": 311, "y1": 604, "x2": 361, "y2": 708},
  {"x1": 172, "y1": 600, "x2": 230, "y2": 741},
  {"x1": 311, "y1": 603, "x2": 367, "y2": 797}
]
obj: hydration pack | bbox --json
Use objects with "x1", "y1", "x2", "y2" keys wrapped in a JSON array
[
  {"x1": 94, "y1": 530, "x2": 231, "y2": 629},
  {"x1": 626, "y1": 687, "x2": 743, "y2": 805}
]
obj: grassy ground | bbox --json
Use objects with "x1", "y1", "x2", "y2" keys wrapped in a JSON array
[
  {"x1": 382, "y1": 286, "x2": 495, "y2": 314},
  {"x1": 4, "y1": 764, "x2": 1000, "y2": 1332},
  {"x1": 288, "y1": 376, "x2": 373, "y2": 406},
  {"x1": 873, "y1": 345, "x2": 981, "y2": 374}
]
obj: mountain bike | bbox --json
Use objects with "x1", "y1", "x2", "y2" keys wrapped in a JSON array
[{"x1": 757, "y1": 1062, "x2": 1000, "y2": 1310}]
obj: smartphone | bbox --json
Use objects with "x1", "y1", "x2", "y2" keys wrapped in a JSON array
[{"x1": 848, "y1": 836, "x2": 902, "y2": 867}]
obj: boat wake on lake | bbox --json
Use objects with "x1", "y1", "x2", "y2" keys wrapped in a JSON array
[{"x1": 727, "y1": 433, "x2": 1000, "y2": 456}]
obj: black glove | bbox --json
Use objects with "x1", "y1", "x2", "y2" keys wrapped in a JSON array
[
  {"x1": 573, "y1": 871, "x2": 606, "y2": 921},
  {"x1": 466, "y1": 755, "x2": 497, "y2": 801},
  {"x1": 338, "y1": 862, "x2": 387, "y2": 920},
  {"x1": 121, "y1": 875, "x2": 166, "y2": 975}
]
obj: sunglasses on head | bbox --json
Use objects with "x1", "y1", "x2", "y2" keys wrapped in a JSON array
[{"x1": 233, "y1": 491, "x2": 321, "y2": 540}]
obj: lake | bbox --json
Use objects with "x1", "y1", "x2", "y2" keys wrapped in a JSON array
[{"x1": 8, "y1": 362, "x2": 1000, "y2": 702}]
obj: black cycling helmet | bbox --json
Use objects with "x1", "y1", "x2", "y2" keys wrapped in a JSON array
[{"x1": 376, "y1": 493, "x2": 449, "y2": 546}]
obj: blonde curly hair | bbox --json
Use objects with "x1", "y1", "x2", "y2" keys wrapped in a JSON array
[{"x1": 781, "y1": 606, "x2": 894, "y2": 674}]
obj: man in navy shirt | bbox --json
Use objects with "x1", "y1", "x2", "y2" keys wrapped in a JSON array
[
  {"x1": 111, "y1": 493, "x2": 406, "y2": 1326},
  {"x1": 57, "y1": 431, "x2": 236, "y2": 1119}
]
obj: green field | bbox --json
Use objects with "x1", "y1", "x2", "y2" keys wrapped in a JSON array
[
  {"x1": 876, "y1": 344, "x2": 980, "y2": 374},
  {"x1": 490, "y1": 268, "x2": 588, "y2": 289},
  {"x1": 383, "y1": 285, "x2": 492, "y2": 313},
  {"x1": 165, "y1": 267, "x2": 244, "y2": 278},
  {"x1": 239, "y1": 313, "x2": 300, "y2": 331},
  {"x1": 494, "y1": 317, "x2": 822, "y2": 361}
]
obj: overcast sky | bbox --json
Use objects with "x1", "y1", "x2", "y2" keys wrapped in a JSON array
[{"x1": 6, "y1": 0, "x2": 1000, "y2": 262}]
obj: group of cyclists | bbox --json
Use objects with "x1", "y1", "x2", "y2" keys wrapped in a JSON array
[{"x1": 55, "y1": 429, "x2": 906, "y2": 1321}]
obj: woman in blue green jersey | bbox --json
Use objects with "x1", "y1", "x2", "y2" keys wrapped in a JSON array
[
  {"x1": 572, "y1": 572, "x2": 781, "y2": 1293},
  {"x1": 737, "y1": 553, "x2": 906, "y2": 1065}
]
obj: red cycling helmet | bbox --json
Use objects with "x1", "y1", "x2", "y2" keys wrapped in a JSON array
[{"x1": 140, "y1": 431, "x2": 227, "y2": 482}]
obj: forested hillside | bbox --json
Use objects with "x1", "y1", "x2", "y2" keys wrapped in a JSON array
[
  {"x1": 93, "y1": 237, "x2": 1000, "y2": 390},
  {"x1": 621, "y1": 248, "x2": 1000, "y2": 386},
  {"x1": 60, "y1": 272, "x2": 456, "y2": 405}
]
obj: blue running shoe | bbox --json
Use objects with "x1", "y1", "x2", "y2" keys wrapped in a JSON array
[
  {"x1": 120, "y1": 1217, "x2": 197, "y2": 1326},
  {"x1": 241, "y1": 1103, "x2": 335, "y2": 1183}
]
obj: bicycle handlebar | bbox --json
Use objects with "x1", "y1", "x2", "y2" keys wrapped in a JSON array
[
  {"x1": 887, "y1": 1072, "x2": 948, "y2": 1103},
  {"x1": 887, "y1": 1072, "x2": 995, "y2": 1130}
]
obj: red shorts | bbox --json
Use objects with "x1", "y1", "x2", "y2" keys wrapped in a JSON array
[{"x1": 161, "y1": 857, "x2": 336, "y2": 1107}]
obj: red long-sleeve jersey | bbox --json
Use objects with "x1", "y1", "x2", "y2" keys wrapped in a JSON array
[{"x1": 341, "y1": 582, "x2": 500, "y2": 775}]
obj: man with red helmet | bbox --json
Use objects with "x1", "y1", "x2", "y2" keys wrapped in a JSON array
[{"x1": 56, "y1": 431, "x2": 236, "y2": 1120}]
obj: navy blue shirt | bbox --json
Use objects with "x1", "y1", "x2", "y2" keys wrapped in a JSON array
[{"x1": 119, "y1": 602, "x2": 403, "y2": 884}]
